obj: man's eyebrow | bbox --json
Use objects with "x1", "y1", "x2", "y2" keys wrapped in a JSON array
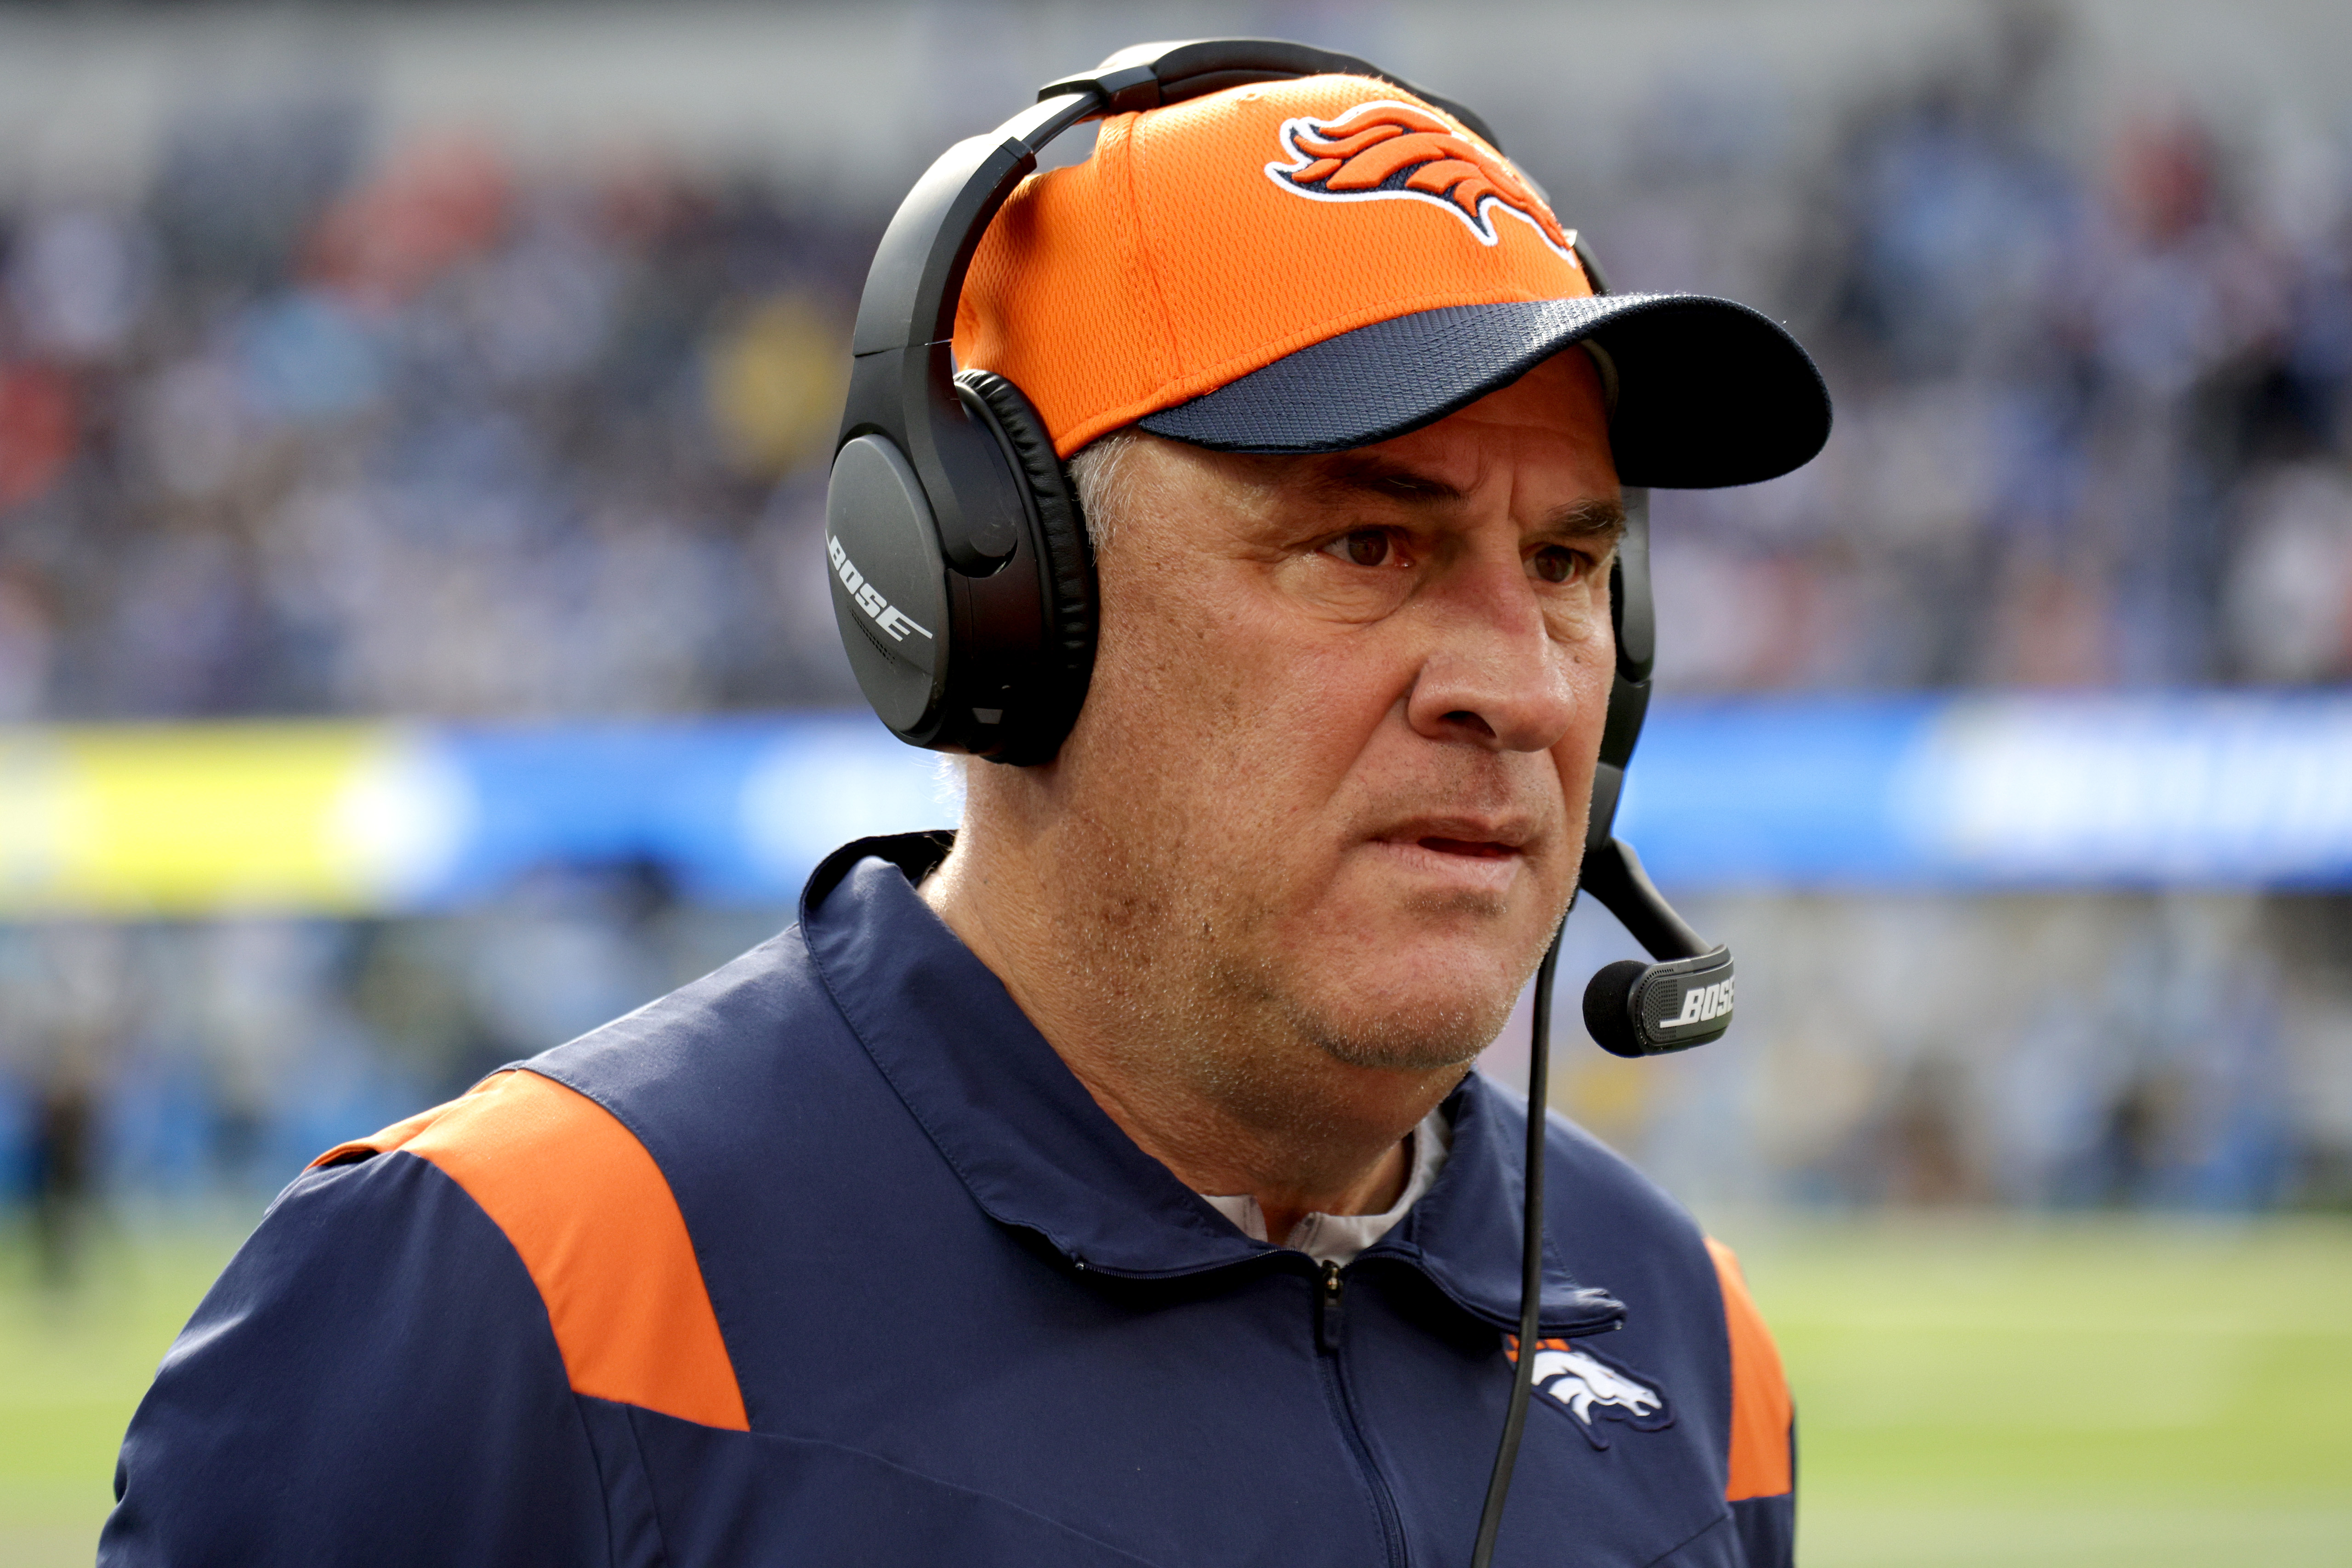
[
  {"x1": 1545, "y1": 496, "x2": 1627, "y2": 543},
  {"x1": 1297, "y1": 456, "x2": 1628, "y2": 543}
]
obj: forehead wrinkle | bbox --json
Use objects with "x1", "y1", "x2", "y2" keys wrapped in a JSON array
[
  {"x1": 1295, "y1": 454, "x2": 1625, "y2": 547},
  {"x1": 1225, "y1": 445, "x2": 1622, "y2": 551},
  {"x1": 1293, "y1": 450, "x2": 1469, "y2": 507}
]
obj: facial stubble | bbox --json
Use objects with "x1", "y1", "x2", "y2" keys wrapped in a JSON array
[{"x1": 1047, "y1": 776, "x2": 1554, "y2": 1152}]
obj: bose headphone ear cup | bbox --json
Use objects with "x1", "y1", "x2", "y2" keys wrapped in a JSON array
[{"x1": 954, "y1": 368, "x2": 1097, "y2": 764}]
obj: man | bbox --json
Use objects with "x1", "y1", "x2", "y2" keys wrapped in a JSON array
[{"x1": 104, "y1": 62, "x2": 1827, "y2": 1567}]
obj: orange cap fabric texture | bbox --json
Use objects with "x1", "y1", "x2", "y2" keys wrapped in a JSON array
[{"x1": 954, "y1": 75, "x2": 1595, "y2": 460}]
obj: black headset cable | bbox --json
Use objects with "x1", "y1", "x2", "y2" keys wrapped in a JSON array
[{"x1": 1469, "y1": 917, "x2": 1564, "y2": 1567}]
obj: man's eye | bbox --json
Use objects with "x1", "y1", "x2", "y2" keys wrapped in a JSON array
[
  {"x1": 1334, "y1": 529, "x2": 1391, "y2": 567},
  {"x1": 1531, "y1": 545, "x2": 1582, "y2": 584}
]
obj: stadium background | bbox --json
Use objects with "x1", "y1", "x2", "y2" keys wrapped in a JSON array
[{"x1": 0, "y1": 0, "x2": 2348, "y2": 1562}]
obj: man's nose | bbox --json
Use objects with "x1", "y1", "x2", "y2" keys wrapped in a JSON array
[{"x1": 1401, "y1": 555, "x2": 1593, "y2": 752}]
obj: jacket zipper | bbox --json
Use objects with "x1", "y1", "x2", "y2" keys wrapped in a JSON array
[{"x1": 1316, "y1": 1260, "x2": 1409, "y2": 1568}]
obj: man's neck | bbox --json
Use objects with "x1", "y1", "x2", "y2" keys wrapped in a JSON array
[{"x1": 919, "y1": 822, "x2": 1458, "y2": 1241}]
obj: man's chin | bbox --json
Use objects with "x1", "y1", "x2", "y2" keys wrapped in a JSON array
[
  {"x1": 1284, "y1": 980, "x2": 1524, "y2": 1076},
  {"x1": 1258, "y1": 899, "x2": 1553, "y2": 1060}
]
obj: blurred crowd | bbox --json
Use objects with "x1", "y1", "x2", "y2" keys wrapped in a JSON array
[
  {"x1": 1609, "y1": 10, "x2": 2352, "y2": 691},
  {"x1": 9, "y1": 878, "x2": 2347, "y2": 1266},
  {"x1": 1557, "y1": 888, "x2": 2352, "y2": 1215},
  {"x1": 0, "y1": 95, "x2": 869, "y2": 724},
  {"x1": 1, "y1": 16, "x2": 2350, "y2": 720},
  {"x1": 0, "y1": 871, "x2": 795, "y2": 1271}
]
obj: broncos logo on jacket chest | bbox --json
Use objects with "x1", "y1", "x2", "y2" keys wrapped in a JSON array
[
  {"x1": 1508, "y1": 1336, "x2": 1676, "y2": 1450},
  {"x1": 1265, "y1": 100, "x2": 1579, "y2": 260}
]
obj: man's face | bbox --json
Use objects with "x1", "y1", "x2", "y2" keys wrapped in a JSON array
[{"x1": 1044, "y1": 351, "x2": 1622, "y2": 1082}]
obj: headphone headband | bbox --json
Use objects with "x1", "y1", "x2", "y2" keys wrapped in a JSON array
[{"x1": 1034, "y1": 39, "x2": 1503, "y2": 146}]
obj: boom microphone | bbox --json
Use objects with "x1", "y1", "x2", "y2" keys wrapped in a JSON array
[{"x1": 1576, "y1": 837, "x2": 1734, "y2": 1057}]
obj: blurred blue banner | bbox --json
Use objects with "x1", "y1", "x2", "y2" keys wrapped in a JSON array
[
  {"x1": 434, "y1": 713, "x2": 956, "y2": 905},
  {"x1": 1618, "y1": 692, "x2": 2352, "y2": 889},
  {"x1": 7, "y1": 692, "x2": 2352, "y2": 914}
]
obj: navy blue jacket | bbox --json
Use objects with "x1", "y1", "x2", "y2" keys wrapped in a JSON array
[{"x1": 104, "y1": 835, "x2": 1794, "y2": 1567}]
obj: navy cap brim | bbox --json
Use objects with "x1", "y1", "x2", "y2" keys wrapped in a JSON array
[{"x1": 1135, "y1": 295, "x2": 1831, "y2": 489}]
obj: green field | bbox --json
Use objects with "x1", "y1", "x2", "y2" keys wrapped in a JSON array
[
  {"x1": 1732, "y1": 1214, "x2": 2352, "y2": 1567},
  {"x1": 0, "y1": 1210, "x2": 268, "y2": 1568},
  {"x1": 5, "y1": 1211, "x2": 2348, "y2": 1566}
]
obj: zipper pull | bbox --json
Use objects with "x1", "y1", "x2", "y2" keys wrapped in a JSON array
[{"x1": 1315, "y1": 1259, "x2": 1346, "y2": 1353}]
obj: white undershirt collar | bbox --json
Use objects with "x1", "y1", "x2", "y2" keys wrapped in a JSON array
[{"x1": 1199, "y1": 1106, "x2": 1453, "y2": 1268}]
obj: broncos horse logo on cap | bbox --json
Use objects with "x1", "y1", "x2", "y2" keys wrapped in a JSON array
[{"x1": 1265, "y1": 99, "x2": 1579, "y2": 260}]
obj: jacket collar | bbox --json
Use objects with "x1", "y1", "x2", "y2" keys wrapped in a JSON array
[{"x1": 800, "y1": 834, "x2": 1624, "y2": 1336}]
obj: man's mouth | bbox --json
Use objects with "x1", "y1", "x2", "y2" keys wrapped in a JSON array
[
  {"x1": 1364, "y1": 827, "x2": 1531, "y2": 897},
  {"x1": 1415, "y1": 836, "x2": 1517, "y2": 860}
]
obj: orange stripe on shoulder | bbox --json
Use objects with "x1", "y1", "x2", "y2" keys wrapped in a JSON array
[
  {"x1": 1705, "y1": 1236, "x2": 1793, "y2": 1501},
  {"x1": 330, "y1": 1069, "x2": 749, "y2": 1432}
]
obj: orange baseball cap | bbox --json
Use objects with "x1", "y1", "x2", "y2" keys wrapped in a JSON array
[{"x1": 953, "y1": 73, "x2": 1829, "y2": 487}]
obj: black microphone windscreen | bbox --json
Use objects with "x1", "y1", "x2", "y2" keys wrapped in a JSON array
[{"x1": 1582, "y1": 959, "x2": 1651, "y2": 1059}]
